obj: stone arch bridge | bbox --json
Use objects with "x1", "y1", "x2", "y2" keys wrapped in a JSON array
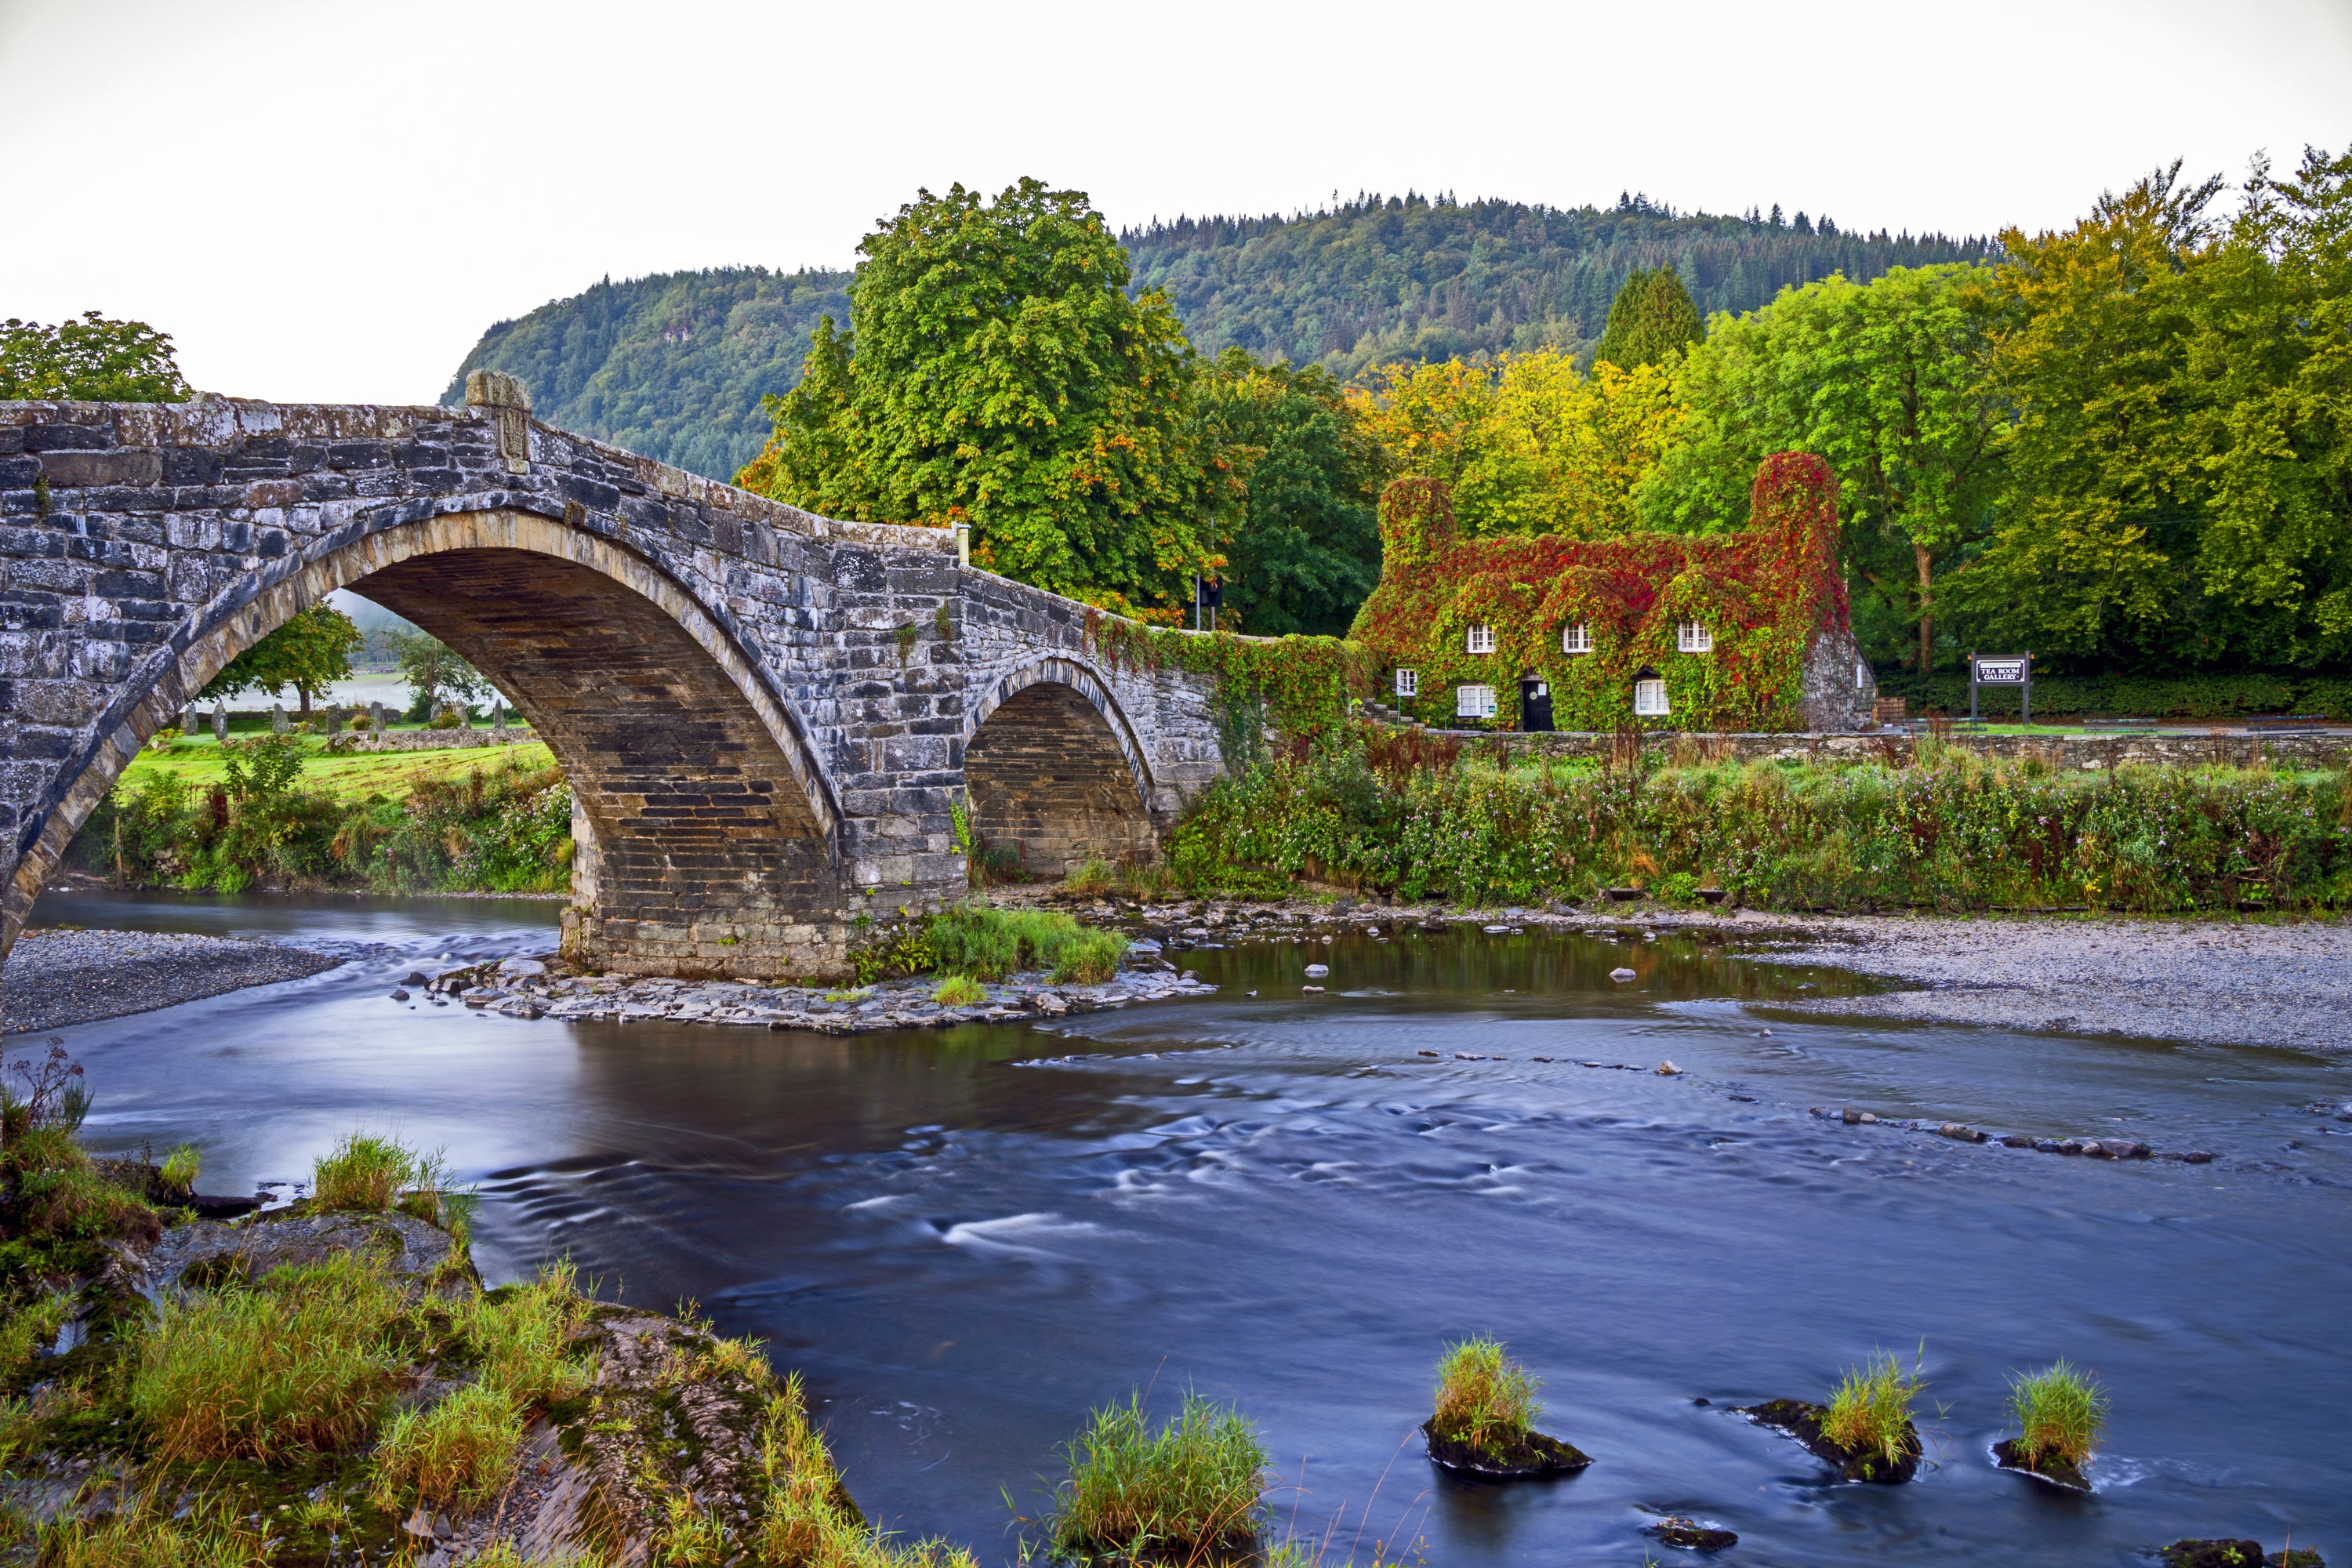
[{"x1": 0, "y1": 375, "x2": 1225, "y2": 982}]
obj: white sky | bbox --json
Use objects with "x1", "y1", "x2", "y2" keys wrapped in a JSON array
[{"x1": 3, "y1": 0, "x2": 2347, "y2": 405}]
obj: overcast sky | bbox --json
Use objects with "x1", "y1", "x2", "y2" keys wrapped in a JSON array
[{"x1": 3, "y1": 0, "x2": 2347, "y2": 405}]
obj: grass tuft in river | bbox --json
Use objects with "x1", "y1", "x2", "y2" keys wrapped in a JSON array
[
  {"x1": 1045, "y1": 1388, "x2": 1269, "y2": 1563},
  {"x1": 1429, "y1": 1334, "x2": 1541, "y2": 1459},
  {"x1": 1818, "y1": 1348, "x2": 1929, "y2": 1476},
  {"x1": 929, "y1": 904, "x2": 1127, "y2": 985}
]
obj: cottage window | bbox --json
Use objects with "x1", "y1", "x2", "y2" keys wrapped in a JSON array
[
  {"x1": 1456, "y1": 684, "x2": 1497, "y2": 719},
  {"x1": 1856, "y1": 659, "x2": 1870, "y2": 691},
  {"x1": 1677, "y1": 620, "x2": 1714, "y2": 653},
  {"x1": 1394, "y1": 668, "x2": 1418, "y2": 698},
  {"x1": 1465, "y1": 623, "x2": 1496, "y2": 655},
  {"x1": 1633, "y1": 677, "x2": 1671, "y2": 717},
  {"x1": 1561, "y1": 622, "x2": 1593, "y2": 655}
]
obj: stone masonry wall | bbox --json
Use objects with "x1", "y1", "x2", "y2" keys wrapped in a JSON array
[{"x1": 0, "y1": 382, "x2": 1226, "y2": 981}]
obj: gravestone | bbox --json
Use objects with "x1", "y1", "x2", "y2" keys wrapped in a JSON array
[
  {"x1": 492, "y1": 702, "x2": 507, "y2": 731},
  {"x1": 270, "y1": 703, "x2": 289, "y2": 735},
  {"x1": 211, "y1": 705, "x2": 227, "y2": 742},
  {"x1": 368, "y1": 701, "x2": 385, "y2": 735},
  {"x1": 182, "y1": 702, "x2": 199, "y2": 735}
]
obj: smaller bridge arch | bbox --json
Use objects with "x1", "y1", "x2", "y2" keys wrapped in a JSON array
[{"x1": 963, "y1": 655, "x2": 1160, "y2": 879}]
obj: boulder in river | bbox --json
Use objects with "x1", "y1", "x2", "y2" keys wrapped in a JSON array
[
  {"x1": 2158, "y1": 1544, "x2": 2275, "y2": 1568},
  {"x1": 1609, "y1": 967, "x2": 1638, "y2": 982},
  {"x1": 1991, "y1": 1438, "x2": 2091, "y2": 1493},
  {"x1": 1648, "y1": 1516, "x2": 1738, "y2": 1551},
  {"x1": 1419, "y1": 1417, "x2": 1592, "y2": 1479},
  {"x1": 1740, "y1": 1398, "x2": 1921, "y2": 1483},
  {"x1": 1305, "y1": 963, "x2": 1330, "y2": 977}
]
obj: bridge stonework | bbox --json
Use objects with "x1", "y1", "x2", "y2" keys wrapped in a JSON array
[{"x1": 0, "y1": 379, "x2": 1223, "y2": 982}]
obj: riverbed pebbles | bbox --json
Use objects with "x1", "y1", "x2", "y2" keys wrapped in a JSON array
[{"x1": 1, "y1": 927, "x2": 341, "y2": 1034}]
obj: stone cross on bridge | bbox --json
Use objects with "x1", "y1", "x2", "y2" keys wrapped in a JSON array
[{"x1": 0, "y1": 374, "x2": 1225, "y2": 981}]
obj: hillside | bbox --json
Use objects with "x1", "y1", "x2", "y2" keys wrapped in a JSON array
[
  {"x1": 441, "y1": 267, "x2": 849, "y2": 480},
  {"x1": 1124, "y1": 192, "x2": 1998, "y2": 377},
  {"x1": 442, "y1": 193, "x2": 1994, "y2": 479}
]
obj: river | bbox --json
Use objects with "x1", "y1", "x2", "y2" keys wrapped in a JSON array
[{"x1": 23, "y1": 889, "x2": 2351, "y2": 1566}]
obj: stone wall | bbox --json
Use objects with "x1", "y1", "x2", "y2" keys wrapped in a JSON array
[
  {"x1": 322, "y1": 728, "x2": 539, "y2": 753},
  {"x1": 1407, "y1": 724, "x2": 2352, "y2": 770},
  {"x1": 0, "y1": 381, "x2": 1226, "y2": 981}
]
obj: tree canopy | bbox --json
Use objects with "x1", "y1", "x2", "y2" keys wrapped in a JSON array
[
  {"x1": 738, "y1": 179, "x2": 1215, "y2": 612},
  {"x1": 0, "y1": 312, "x2": 190, "y2": 402},
  {"x1": 201, "y1": 605, "x2": 364, "y2": 714}
]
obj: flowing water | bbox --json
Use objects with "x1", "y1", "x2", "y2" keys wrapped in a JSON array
[{"x1": 21, "y1": 889, "x2": 2352, "y2": 1566}]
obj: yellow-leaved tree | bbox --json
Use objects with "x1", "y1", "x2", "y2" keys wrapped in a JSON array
[{"x1": 1345, "y1": 351, "x2": 1683, "y2": 538}]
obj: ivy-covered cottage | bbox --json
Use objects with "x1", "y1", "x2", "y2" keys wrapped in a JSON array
[{"x1": 1349, "y1": 452, "x2": 1875, "y2": 733}]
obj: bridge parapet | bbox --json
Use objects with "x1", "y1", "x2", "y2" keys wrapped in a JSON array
[{"x1": 0, "y1": 388, "x2": 1225, "y2": 982}]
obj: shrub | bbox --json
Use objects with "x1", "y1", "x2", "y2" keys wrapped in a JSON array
[
  {"x1": 1049, "y1": 927, "x2": 1127, "y2": 985},
  {"x1": 130, "y1": 1252, "x2": 408, "y2": 1464},
  {"x1": 1047, "y1": 1390, "x2": 1268, "y2": 1563},
  {"x1": 1430, "y1": 1335, "x2": 1541, "y2": 1457},
  {"x1": 931, "y1": 974, "x2": 988, "y2": 1007},
  {"x1": 1818, "y1": 1349, "x2": 1926, "y2": 1471},
  {"x1": 370, "y1": 1381, "x2": 524, "y2": 1508},
  {"x1": 2008, "y1": 1359, "x2": 2107, "y2": 1468},
  {"x1": 311, "y1": 1133, "x2": 411, "y2": 1211}
]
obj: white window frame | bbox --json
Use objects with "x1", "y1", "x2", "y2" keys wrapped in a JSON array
[
  {"x1": 1633, "y1": 677, "x2": 1671, "y2": 717},
  {"x1": 1561, "y1": 622, "x2": 1592, "y2": 655},
  {"x1": 1856, "y1": 660, "x2": 1870, "y2": 691},
  {"x1": 1465, "y1": 622, "x2": 1496, "y2": 655},
  {"x1": 1394, "y1": 667, "x2": 1418, "y2": 698},
  {"x1": 1676, "y1": 620, "x2": 1714, "y2": 653},
  {"x1": 1456, "y1": 684, "x2": 1497, "y2": 720}
]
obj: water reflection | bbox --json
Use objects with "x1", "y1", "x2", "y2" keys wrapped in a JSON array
[{"x1": 24, "y1": 891, "x2": 2352, "y2": 1565}]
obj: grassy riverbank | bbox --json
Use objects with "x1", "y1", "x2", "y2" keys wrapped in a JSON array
[
  {"x1": 71, "y1": 735, "x2": 570, "y2": 895},
  {"x1": 1167, "y1": 726, "x2": 2352, "y2": 913}
]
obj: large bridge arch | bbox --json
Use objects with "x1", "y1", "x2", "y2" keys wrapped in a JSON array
[
  {"x1": 8, "y1": 508, "x2": 848, "y2": 978},
  {"x1": 962, "y1": 655, "x2": 1160, "y2": 878}
]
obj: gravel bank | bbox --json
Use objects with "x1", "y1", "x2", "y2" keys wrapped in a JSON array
[
  {"x1": 1739, "y1": 913, "x2": 2352, "y2": 1053},
  {"x1": 2, "y1": 928, "x2": 342, "y2": 1035}
]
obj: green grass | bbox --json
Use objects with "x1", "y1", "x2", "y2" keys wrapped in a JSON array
[
  {"x1": 1430, "y1": 1335, "x2": 1541, "y2": 1457},
  {"x1": 1818, "y1": 1349, "x2": 1926, "y2": 1471},
  {"x1": 927, "y1": 905, "x2": 1128, "y2": 985},
  {"x1": 129, "y1": 1250, "x2": 408, "y2": 1465},
  {"x1": 35, "y1": 1491, "x2": 270, "y2": 1567},
  {"x1": 369, "y1": 1381, "x2": 524, "y2": 1508},
  {"x1": 158, "y1": 1143, "x2": 201, "y2": 1198},
  {"x1": 2007, "y1": 1359, "x2": 2108, "y2": 1468},
  {"x1": 457, "y1": 1261, "x2": 595, "y2": 1407},
  {"x1": 931, "y1": 973, "x2": 988, "y2": 1007},
  {"x1": 311, "y1": 1133, "x2": 412, "y2": 1211},
  {"x1": 122, "y1": 733, "x2": 556, "y2": 805},
  {"x1": 1063, "y1": 856, "x2": 1116, "y2": 897},
  {"x1": 1047, "y1": 1390, "x2": 1268, "y2": 1563}
]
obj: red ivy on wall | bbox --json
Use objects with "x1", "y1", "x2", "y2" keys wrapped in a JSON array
[{"x1": 1348, "y1": 453, "x2": 1849, "y2": 732}]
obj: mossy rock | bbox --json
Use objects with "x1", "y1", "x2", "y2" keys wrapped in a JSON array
[
  {"x1": 1648, "y1": 1515, "x2": 1738, "y2": 1551},
  {"x1": 2158, "y1": 1543, "x2": 2270, "y2": 1568},
  {"x1": 1991, "y1": 1437, "x2": 2089, "y2": 1493},
  {"x1": 1419, "y1": 1417, "x2": 1592, "y2": 1479},
  {"x1": 1740, "y1": 1398, "x2": 1920, "y2": 1484}
]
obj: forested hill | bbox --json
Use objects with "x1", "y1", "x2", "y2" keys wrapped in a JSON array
[
  {"x1": 442, "y1": 193, "x2": 1994, "y2": 479},
  {"x1": 1124, "y1": 192, "x2": 1998, "y2": 377},
  {"x1": 440, "y1": 267, "x2": 849, "y2": 481}
]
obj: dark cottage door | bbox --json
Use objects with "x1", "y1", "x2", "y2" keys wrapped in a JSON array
[{"x1": 1519, "y1": 675, "x2": 1554, "y2": 731}]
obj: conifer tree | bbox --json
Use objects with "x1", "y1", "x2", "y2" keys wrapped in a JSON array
[{"x1": 1593, "y1": 267, "x2": 1704, "y2": 370}]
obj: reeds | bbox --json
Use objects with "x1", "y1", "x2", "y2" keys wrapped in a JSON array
[
  {"x1": 931, "y1": 974, "x2": 988, "y2": 1007},
  {"x1": 2006, "y1": 1360, "x2": 2107, "y2": 1468},
  {"x1": 310, "y1": 1132, "x2": 410, "y2": 1211},
  {"x1": 369, "y1": 1381, "x2": 524, "y2": 1508},
  {"x1": 1817, "y1": 1349, "x2": 1925, "y2": 1471},
  {"x1": 927, "y1": 905, "x2": 1127, "y2": 985},
  {"x1": 1047, "y1": 1390, "x2": 1269, "y2": 1563},
  {"x1": 1429, "y1": 1335, "x2": 1541, "y2": 1457},
  {"x1": 1065, "y1": 857, "x2": 1116, "y2": 897}
]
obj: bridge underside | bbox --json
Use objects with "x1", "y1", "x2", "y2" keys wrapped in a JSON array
[
  {"x1": 354, "y1": 547, "x2": 844, "y2": 980},
  {"x1": 964, "y1": 683, "x2": 1158, "y2": 879}
]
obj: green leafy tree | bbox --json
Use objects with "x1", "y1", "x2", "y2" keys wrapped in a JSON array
[
  {"x1": 738, "y1": 179, "x2": 1214, "y2": 611},
  {"x1": 201, "y1": 605, "x2": 365, "y2": 717},
  {"x1": 1189, "y1": 350, "x2": 1384, "y2": 636},
  {"x1": 385, "y1": 629, "x2": 488, "y2": 718},
  {"x1": 1593, "y1": 266, "x2": 1703, "y2": 370},
  {"x1": 1638, "y1": 263, "x2": 2006, "y2": 671},
  {"x1": 1954, "y1": 154, "x2": 2352, "y2": 670},
  {"x1": 0, "y1": 312, "x2": 191, "y2": 401}
]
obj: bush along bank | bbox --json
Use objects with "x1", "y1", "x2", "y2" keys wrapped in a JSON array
[
  {"x1": 0, "y1": 1065, "x2": 973, "y2": 1567},
  {"x1": 1164, "y1": 724, "x2": 2352, "y2": 913},
  {"x1": 69, "y1": 735, "x2": 572, "y2": 895}
]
